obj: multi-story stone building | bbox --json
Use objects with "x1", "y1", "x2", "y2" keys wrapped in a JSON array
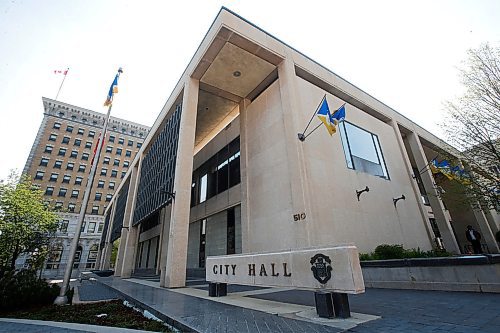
[
  {"x1": 99, "y1": 8, "x2": 499, "y2": 288},
  {"x1": 20, "y1": 97, "x2": 149, "y2": 277}
]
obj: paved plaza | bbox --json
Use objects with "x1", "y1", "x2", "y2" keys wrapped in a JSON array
[
  {"x1": 2, "y1": 276, "x2": 499, "y2": 332},
  {"x1": 97, "y1": 276, "x2": 500, "y2": 332}
]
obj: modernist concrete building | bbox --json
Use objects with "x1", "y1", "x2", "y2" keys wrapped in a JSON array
[
  {"x1": 20, "y1": 97, "x2": 149, "y2": 277},
  {"x1": 98, "y1": 8, "x2": 500, "y2": 287}
]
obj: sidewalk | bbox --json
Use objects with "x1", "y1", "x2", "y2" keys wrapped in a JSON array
[
  {"x1": 95, "y1": 276, "x2": 500, "y2": 333},
  {"x1": 0, "y1": 318, "x2": 161, "y2": 333}
]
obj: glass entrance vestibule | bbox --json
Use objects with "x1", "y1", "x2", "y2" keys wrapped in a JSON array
[{"x1": 187, "y1": 206, "x2": 242, "y2": 269}]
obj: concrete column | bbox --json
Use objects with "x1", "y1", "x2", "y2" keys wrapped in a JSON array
[
  {"x1": 163, "y1": 78, "x2": 199, "y2": 288},
  {"x1": 99, "y1": 203, "x2": 117, "y2": 270},
  {"x1": 472, "y1": 206, "x2": 500, "y2": 253},
  {"x1": 406, "y1": 132, "x2": 460, "y2": 253},
  {"x1": 277, "y1": 57, "x2": 313, "y2": 248},
  {"x1": 390, "y1": 121, "x2": 435, "y2": 247},
  {"x1": 483, "y1": 210, "x2": 500, "y2": 237},
  {"x1": 114, "y1": 225, "x2": 127, "y2": 275},
  {"x1": 159, "y1": 206, "x2": 172, "y2": 285},
  {"x1": 119, "y1": 159, "x2": 143, "y2": 278},
  {"x1": 238, "y1": 98, "x2": 251, "y2": 253}
]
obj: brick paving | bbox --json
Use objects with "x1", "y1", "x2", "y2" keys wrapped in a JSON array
[
  {"x1": 2, "y1": 276, "x2": 498, "y2": 332},
  {"x1": 98, "y1": 277, "x2": 342, "y2": 332},
  {"x1": 251, "y1": 288, "x2": 500, "y2": 332},
  {"x1": 94, "y1": 276, "x2": 500, "y2": 333}
]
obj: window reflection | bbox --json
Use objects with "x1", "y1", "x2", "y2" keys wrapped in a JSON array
[
  {"x1": 193, "y1": 137, "x2": 240, "y2": 206},
  {"x1": 339, "y1": 122, "x2": 389, "y2": 179}
]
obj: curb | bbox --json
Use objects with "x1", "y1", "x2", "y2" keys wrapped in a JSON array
[{"x1": 0, "y1": 318, "x2": 159, "y2": 333}]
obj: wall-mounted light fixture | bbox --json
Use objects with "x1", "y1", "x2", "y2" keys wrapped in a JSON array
[
  {"x1": 356, "y1": 186, "x2": 369, "y2": 201},
  {"x1": 393, "y1": 194, "x2": 406, "y2": 206}
]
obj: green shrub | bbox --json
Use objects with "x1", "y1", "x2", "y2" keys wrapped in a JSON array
[
  {"x1": 360, "y1": 244, "x2": 452, "y2": 261},
  {"x1": 374, "y1": 244, "x2": 406, "y2": 259},
  {"x1": 0, "y1": 269, "x2": 60, "y2": 311},
  {"x1": 359, "y1": 253, "x2": 374, "y2": 261}
]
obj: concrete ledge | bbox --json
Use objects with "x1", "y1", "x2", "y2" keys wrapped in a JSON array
[
  {"x1": 361, "y1": 257, "x2": 500, "y2": 293},
  {"x1": 360, "y1": 255, "x2": 495, "y2": 268},
  {"x1": 95, "y1": 278, "x2": 198, "y2": 333}
]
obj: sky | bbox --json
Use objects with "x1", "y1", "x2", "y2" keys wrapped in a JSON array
[{"x1": 0, "y1": 0, "x2": 499, "y2": 181}]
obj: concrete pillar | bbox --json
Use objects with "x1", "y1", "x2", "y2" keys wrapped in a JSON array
[
  {"x1": 472, "y1": 206, "x2": 500, "y2": 253},
  {"x1": 483, "y1": 210, "x2": 500, "y2": 237},
  {"x1": 277, "y1": 57, "x2": 313, "y2": 249},
  {"x1": 390, "y1": 121, "x2": 435, "y2": 247},
  {"x1": 238, "y1": 98, "x2": 251, "y2": 253},
  {"x1": 163, "y1": 78, "x2": 199, "y2": 288},
  {"x1": 119, "y1": 160, "x2": 143, "y2": 278},
  {"x1": 99, "y1": 203, "x2": 117, "y2": 270},
  {"x1": 159, "y1": 206, "x2": 172, "y2": 285},
  {"x1": 114, "y1": 225, "x2": 127, "y2": 275},
  {"x1": 406, "y1": 132, "x2": 461, "y2": 253}
]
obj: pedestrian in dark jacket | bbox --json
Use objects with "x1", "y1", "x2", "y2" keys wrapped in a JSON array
[{"x1": 465, "y1": 225, "x2": 482, "y2": 254}]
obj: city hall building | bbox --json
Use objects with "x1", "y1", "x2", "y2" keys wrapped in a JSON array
[{"x1": 98, "y1": 8, "x2": 499, "y2": 288}]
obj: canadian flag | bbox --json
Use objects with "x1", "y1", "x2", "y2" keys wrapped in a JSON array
[{"x1": 54, "y1": 69, "x2": 68, "y2": 75}]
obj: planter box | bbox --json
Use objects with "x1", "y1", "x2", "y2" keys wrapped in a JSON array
[{"x1": 361, "y1": 255, "x2": 500, "y2": 293}]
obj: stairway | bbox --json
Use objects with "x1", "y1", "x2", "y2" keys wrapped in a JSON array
[{"x1": 131, "y1": 268, "x2": 160, "y2": 282}]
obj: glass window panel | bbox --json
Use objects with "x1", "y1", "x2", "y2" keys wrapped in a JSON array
[
  {"x1": 339, "y1": 122, "x2": 389, "y2": 179},
  {"x1": 207, "y1": 166, "x2": 217, "y2": 199},
  {"x1": 344, "y1": 123, "x2": 379, "y2": 164},
  {"x1": 88, "y1": 222, "x2": 96, "y2": 233},
  {"x1": 338, "y1": 122, "x2": 353, "y2": 169},
  {"x1": 373, "y1": 135, "x2": 389, "y2": 179},
  {"x1": 217, "y1": 163, "x2": 229, "y2": 193},
  {"x1": 229, "y1": 152, "x2": 240, "y2": 188},
  {"x1": 199, "y1": 174, "x2": 207, "y2": 203}
]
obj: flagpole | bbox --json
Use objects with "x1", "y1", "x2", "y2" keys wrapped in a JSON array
[
  {"x1": 55, "y1": 68, "x2": 69, "y2": 101},
  {"x1": 298, "y1": 95, "x2": 326, "y2": 141},
  {"x1": 54, "y1": 67, "x2": 122, "y2": 305},
  {"x1": 302, "y1": 123, "x2": 323, "y2": 140},
  {"x1": 413, "y1": 154, "x2": 439, "y2": 179}
]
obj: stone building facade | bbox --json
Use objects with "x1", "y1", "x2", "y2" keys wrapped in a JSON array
[
  {"x1": 20, "y1": 97, "x2": 149, "y2": 277},
  {"x1": 98, "y1": 8, "x2": 500, "y2": 287}
]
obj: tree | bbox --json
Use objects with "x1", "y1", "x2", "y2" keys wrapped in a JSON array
[
  {"x1": 110, "y1": 239, "x2": 120, "y2": 268},
  {"x1": 0, "y1": 173, "x2": 59, "y2": 275},
  {"x1": 442, "y1": 43, "x2": 500, "y2": 209}
]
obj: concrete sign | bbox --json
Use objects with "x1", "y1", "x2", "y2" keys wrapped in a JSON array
[{"x1": 206, "y1": 245, "x2": 365, "y2": 294}]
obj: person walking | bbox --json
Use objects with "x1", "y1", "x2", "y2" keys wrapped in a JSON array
[{"x1": 465, "y1": 225, "x2": 482, "y2": 254}]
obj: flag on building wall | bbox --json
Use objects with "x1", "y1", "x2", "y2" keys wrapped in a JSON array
[
  {"x1": 316, "y1": 96, "x2": 346, "y2": 136},
  {"x1": 104, "y1": 74, "x2": 119, "y2": 106},
  {"x1": 430, "y1": 159, "x2": 471, "y2": 184},
  {"x1": 430, "y1": 159, "x2": 453, "y2": 180},
  {"x1": 316, "y1": 96, "x2": 336, "y2": 135},
  {"x1": 331, "y1": 104, "x2": 346, "y2": 125}
]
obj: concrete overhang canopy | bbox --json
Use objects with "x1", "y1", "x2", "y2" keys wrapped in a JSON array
[
  {"x1": 192, "y1": 26, "x2": 283, "y2": 99},
  {"x1": 191, "y1": 26, "x2": 283, "y2": 147}
]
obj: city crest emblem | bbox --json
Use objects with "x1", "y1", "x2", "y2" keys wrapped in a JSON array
[{"x1": 310, "y1": 253, "x2": 333, "y2": 284}]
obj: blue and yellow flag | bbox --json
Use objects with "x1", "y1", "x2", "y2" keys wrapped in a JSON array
[
  {"x1": 331, "y1": 104, "x2": 346, "y2": 124},
  {"x1": 316, "y1": 96, "x2": 346, "y2": 136},
  {"x1": 316, "y1": 96, "x2": 336, "y2": 135},
  {"x1": 104, "y1": 74, "x2": 119, "y2": 106},
  {"x1": 430, "y1": 159, "x2": 471, "y2": 184}
]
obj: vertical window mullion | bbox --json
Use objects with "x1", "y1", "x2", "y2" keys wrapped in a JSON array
[{"x1": 340, "y1": 122, "x2": 354, "y2": 169}]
